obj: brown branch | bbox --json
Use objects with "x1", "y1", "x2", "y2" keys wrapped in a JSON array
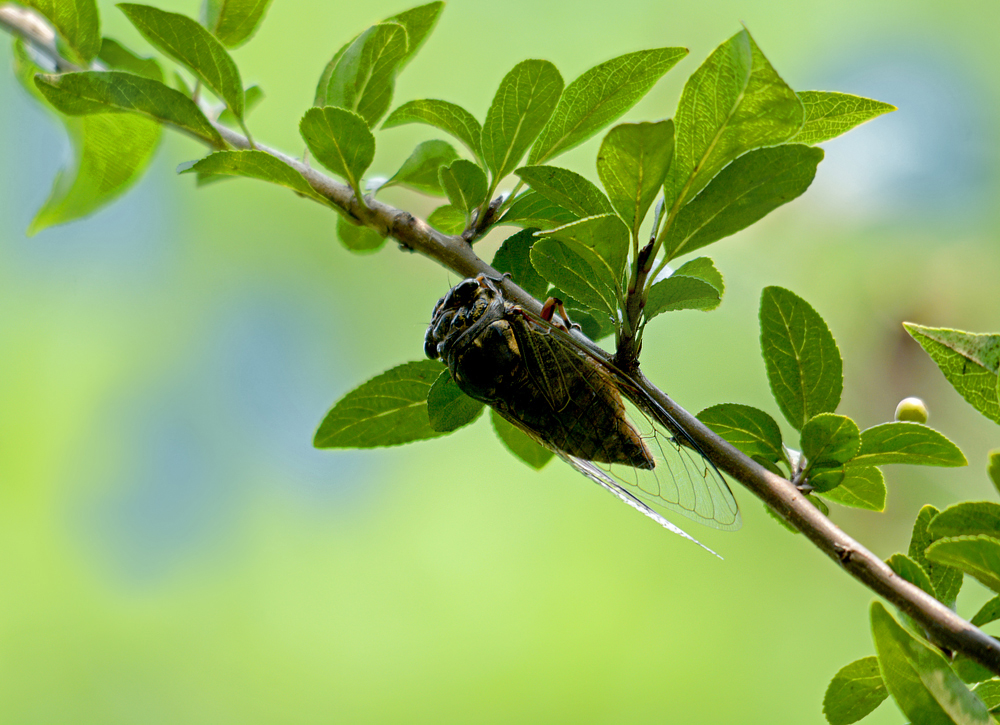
[{"x1": 6, "y1": 3, "x2": 1000, "y2": 676}]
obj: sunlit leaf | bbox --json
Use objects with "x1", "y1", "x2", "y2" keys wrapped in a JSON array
[
  {"x1": 529, "y1": 47, "x2": 686, "y2": 164},
  {"x1": 904, "y1": 324, "x2": 1000, "y2": 425},
  {"x1": 515, "y1": 165, "x2": 613, "y2": 219},
  {"x1": 498, "y1": 191, "x2": 577, "y2": 229},
  {"x1": 759, "y1": 286, "x2": 843, "y2": 430},
  {"x1": 697, "y1": 403, "x2": 783, "y2": 463},
  {"x1": 382, "y1": 98, "x2": 483, "y2": 161},
  {"x1": 645, "y1": 257, "x2": 725, "y2": 319},
  {"x1": 870, "y1": 601, "x2": 990, "y2": 725},
  {"x1": 661, "y1": 144, "x2": 822, "y2": 261},
  {"x1": 850, "y1": 422, "x2": 967, "y2": 468},
  {"x1": 596, "y1": 120, "x2": 674, "y2": 239},
  {"x1": 927, "y1": 535, "x2": 1000, "y2": 594},
  {"x1": 886, "y1": 553, "x2": 936, "y2": 598},
  {"x1": 822, "y1": 656, "x2": 888, "y2": 725},
  {"x1": 382, "y1": 139, "x2": 458, "y2": 195},
  {"x1": 821, "y1": 466, "x2": 885, "y2": 512},
  {"x1": 482, "y1": 59, "x2": 563, "y2": 183},
  {"x1": 300, "y1": 106, "x2": 375, "y2": 197},
  {"x1": 439, "y1": 159, "x2": 488, "y2": 217},
  {"x1": 319, "y1": 22, "x2": 409, "y2": 128},
  {"x1": 119, "y1": 4, "x2": 246, "y2": 121},
  {"x1": 427, "y1": 204, "x2": 465, "y2": 235},
  {"x1": 792, "y1": 91, "x2": 896, "y2": 145},
  {"x1": 35, "y1": 70, "x2": 225, "y2": 148},
  {"x1": 802, "y1": 413, "x2": 860, "y2": 469},
  {"x1": 22, "y1": 0, "x2": 100, "y2": 62},
  {"x1": 663, "y1": 29, "x2": 802, "y2": 211},
  {"x1": 928, "y1": 502, "x2": 1000, "y2": 539},
  {"x1": 178, "y1": 149, "x2": 332, "y2": 206},
  {"x1": 909, "y1": 505, "x2": 964, "y2": 609}
]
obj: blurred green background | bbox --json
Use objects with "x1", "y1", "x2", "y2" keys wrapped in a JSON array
[{"x1": 2, "y1": 0, "x2": 1000, "y2": 722}]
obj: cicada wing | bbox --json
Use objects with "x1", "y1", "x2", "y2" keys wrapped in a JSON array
[
  {"x1": 557, "y1": 452, "x2": 722, "y2": 558},
  {"x1": 603, "y1": 395, "x2": 742, "y2": 531},
  {"x1": 506, "y1": 313, "x2": 572, "y2": 411}
]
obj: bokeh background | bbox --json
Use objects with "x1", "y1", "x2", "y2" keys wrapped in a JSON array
[{"x1": 2, "y1": 0, "x2": 999, "y2": 722}]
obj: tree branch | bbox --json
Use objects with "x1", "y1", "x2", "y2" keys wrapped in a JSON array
[{"x1": 6, "y1": 3, "x2": 1000, "y2": 676}]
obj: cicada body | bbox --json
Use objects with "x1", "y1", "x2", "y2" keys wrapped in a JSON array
[{"x1": 424, "y1": 276, "x2": 741, "y2": 549}]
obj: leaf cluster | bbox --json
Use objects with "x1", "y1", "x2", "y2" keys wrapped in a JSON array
[{"x1": 819, "y1": 326, "x2": 1000, "y2": 724}]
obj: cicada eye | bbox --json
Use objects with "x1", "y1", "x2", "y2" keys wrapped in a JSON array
[
  {"x1": 424, "y1": 336, "x2": 440, "y2": 359},
  {"x1": 449, "y1": 278, "x2": 480, "y2": 304}
]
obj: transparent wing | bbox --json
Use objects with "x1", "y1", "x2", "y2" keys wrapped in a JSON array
[{"x1": 589, "y1": 392, "x2": 742, "y2": 532}]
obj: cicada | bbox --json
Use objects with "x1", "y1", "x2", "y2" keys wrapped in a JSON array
[{"x1": 424, "y1": 275, "x2": 741, "y2": 552}]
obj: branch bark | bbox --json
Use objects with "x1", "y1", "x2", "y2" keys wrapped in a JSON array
[{"x1": 6, "y1": 2, "x2": 1000, "y2": 677}]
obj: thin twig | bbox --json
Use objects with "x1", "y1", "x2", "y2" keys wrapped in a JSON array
[{"x1": 5, "y1": 4, "x2": 1000, "y2": 676}]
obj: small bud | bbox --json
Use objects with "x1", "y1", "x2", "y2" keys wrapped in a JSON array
[{"x1": 894, "y1": 397, "x2": 929, "y2": 424}]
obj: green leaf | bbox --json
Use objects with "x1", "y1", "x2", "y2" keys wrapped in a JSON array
[
  {"x1": 381, "y1": 139, "x2": 458, "y2": 195},
  {"x1": 904, "y1": 324, "x2": 1000, "y2": 425},
  {"x1": 910, "y1": 505, "x2": 964, "y2": 609},
  {"x1": 35, "y1": 70, "x2": 225, "y2": 148},
  {"x1": 16, "y1": 44, "x2": 161, "y2": 235},
  {"x1": 203, "y1": 0, "x2": 273, "y2": 48},
  {"x1": 386, "y1": 2, "x2": 443, "y2": 70},
  {"x1": 822, "y1": 656, "x2": 888, "y2": 725},
  {"x1": 530, "y1": 238, "x2": 617, "y2": 317},
  {"x1": 529, "y1": 47, "x2": 687, "y2": 165},
  {"x1": 886, "y1": 553, "x2": 936, "y2": 598},
  {"x1": 427, "y1": 370, "x2": 486, "y2": 432},
  {"x1": 319, "y1": 22, "x2": 409, "y2": 128},
  {"x1": 382, "y1": 99, "x2": 483, "y2": 161},
  {"x1": 953, "y1": 657, "x2": 995, "y2": 686},
  {"x1": 821, "y1": 467, "x2": 886, "y2": 512},
  {"x1": 645, "y1": 257, "x2": 724, "y2": 319},
  {"x1": 661, "y1": 144, "x2": 823, "y2": 261},
  {"x1": 21, "y1": 0, "x2": 101, "y2": 62},
  {"x1": 98, "y1": 37, "x2": 162, "y2": 81},
  {"x1": 492, "y1": 229, "x2": 549, "y2": 299},
  {"x1": 314, "y1": 360, "x2": 451, "y2": 448},
  {"x1": 498, "y1": 191, "x2": 577, "y2": 229},
  {"x1": 427, "y1": 204, "x2": 465, "y2": 235},
  {"x1": 850, "y1": 422, "x2": 967, "y2": 468},
  {"x1": 336, "y1": 216, "x2": 385, "y2": 253},
  {"x1": 802, "y1": 413, "x2": 861, "y2": 469},
  {"x1": 972, "y1": 596, "x2": 1000, "y2": 628},
  {"x1": 973, "y1": 680, "x2": 1000, "y2": 710},
  {"x1": 515, "y1": 165, "x2": 612, "y2": 219},
  {"x1": 119, "y1": 4, "x2": 245, "y2": 122},
  {"x1": 541, "y1": 213, "x2": 630, "y2": 283},
  {"x1": 300, "y1": 106, "x2": 375, "y2": 197},
  {"x1": 927, "y1": 535, "x2": 1000, "y2": 594},
  {"x1": 697, "y1": 403, "x2": 783, "y2": 463},
  {"x1": 664, "y1": 29, "x2": 803, "y2": 211},
  {"x1": 809, "y1": 466, "x2": 845, "y2": 494},
  {"x1": 491, "y1": 409, "x2": 554, "y2": 469},
  {"x1": 559, "y1": 304, "x2": 615, "y2": 342},
  {"x1": 178, "y1": 149, "x2": 332, "y2": 206},
  {"x1": 31, "y1": 113, "x2": 161, "y2": 235},
  {"x1": 990, "y1": 450, "x2": 1000, "y2": 498},
  {"x1": 482, "y1": 60, "x2": 564, "y2": 183},
  {"x1": 218, "y1": 84, "x2": 263, "y2": 127},
  {"x1": 929, "y1": 502, "x2": 1000, "y2": 539},
  {"x1": 870, "y1": 601, "x2": 991, "y2": 725},
  {"x1": 792, "y1": 91, "x2": 896, "y2": 146},
  {"x1": 759, "y1": 286, "x2": 843, "y2": 430},
  {"x1": 596, "y1": 120, "x2": 674, "y2": 239},
  {"x1": 439, "y1": 159, "x2": 489, "y2": 218}
]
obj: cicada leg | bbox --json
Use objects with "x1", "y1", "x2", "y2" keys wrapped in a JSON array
[{"x1": 540, "y1": 296, "x2": 580, "y2": 332}]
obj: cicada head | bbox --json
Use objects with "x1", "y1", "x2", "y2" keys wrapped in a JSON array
[{"x1": 424, "y1": 276, "x2": 504, "y2": 363}]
